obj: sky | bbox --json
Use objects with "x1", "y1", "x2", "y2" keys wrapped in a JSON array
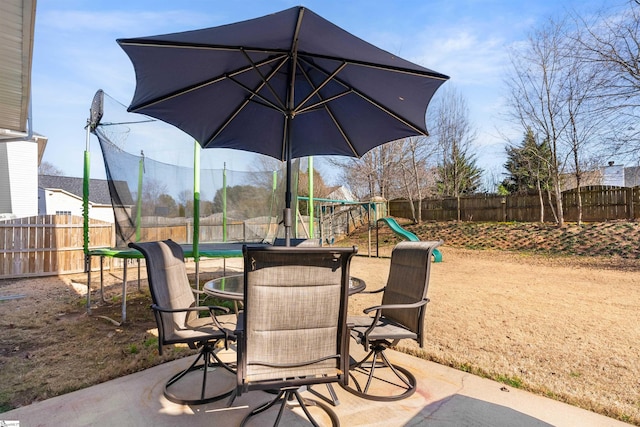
[{"x1": 32, "y1": 0, "x2": 608, "y2": 188}]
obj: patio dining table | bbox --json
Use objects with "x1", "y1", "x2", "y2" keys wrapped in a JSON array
[{"x1": 203, "y1": 274, "x2": 366, "y2": 314}]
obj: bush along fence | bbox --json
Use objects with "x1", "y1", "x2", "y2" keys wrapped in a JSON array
[{"x1": 389, "y1": 186, "x2": 639, "y2": 223}]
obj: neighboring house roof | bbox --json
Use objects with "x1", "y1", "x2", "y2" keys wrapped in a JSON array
[
  {"x1": 39, "y1": 175, "x2": 134, "y2": 206},
  {"x1": 0, "y1": 0, "x2": 37, "y2": 139}
]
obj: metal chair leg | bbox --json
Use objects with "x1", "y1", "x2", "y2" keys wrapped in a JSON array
[
  {"x1": 164, "y1": 341, "x2": 235, "y2": 405},
  {"x1": 241, "y1": 387, "x2": 339, "y2": 427},
  {"x1": 341, "y1": 344, "x2": 417, "y2": 401}
]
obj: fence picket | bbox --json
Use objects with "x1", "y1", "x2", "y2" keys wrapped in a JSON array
[
  {"x1": 390, "y1": 186, "x2": 638, "y2": 223},
  {"x1": 0, "y1": 215, "x2": 113, "y2": 279}
]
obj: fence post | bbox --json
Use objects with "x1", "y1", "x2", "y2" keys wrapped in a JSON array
[
  {"x1": 501, "y1": 197, "x2": 507, "y2": 222},
  {"x1": 629, "y1": 187, "x2": 635, "y2": 220}
]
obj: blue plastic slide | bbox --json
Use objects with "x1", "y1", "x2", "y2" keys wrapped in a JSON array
[{"x1": 377, "y1": 217, "x2": 442, "y2": 262}]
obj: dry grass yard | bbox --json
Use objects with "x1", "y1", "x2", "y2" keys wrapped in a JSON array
[{"x1": 1, "y1": 220, "x2": 639, "y2": 425}]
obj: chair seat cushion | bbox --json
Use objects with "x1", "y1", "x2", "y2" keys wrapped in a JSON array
[
  {"x1": 349, "y1": 315, "x2": 418, "y2": 343},
  {"x1": 165, "y1": 313, "x2": 236, "y2": 344}
]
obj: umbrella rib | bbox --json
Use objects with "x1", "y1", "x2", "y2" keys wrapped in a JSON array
[
  {"x1": 225, "y1": 75, "x2": 284, "y2": 114},
  {"x1": 119, "y1": 37, "x2": 449, "y2": 79},
  {"x1": 298, "y1": 56, "x2": 430, "y2": 136},
  {"x1": 352, "y1": 89, "x2": 429, "y2": 136},
  {"x1": 281, "y1": 7, "x2": 305, "y2": 161},
  {"x1": 201, "y1": 97, "x2": 251, "y2": 148},
  {"x1": 240, "y1": 48, "x2": 286, "y2": 111},
  {"x1": 325, "y1": 109, "x2": 359, "y2": 156},
  {"x1": 301, "y1": 52, "x2": 449, "y2": 81},
  {"x1": 118, "y1": 39, "x2": 292, "y2": 56},
  {"x1": 295, "y1": 91, "x2": 352, "y2": 115},
  {"x1": 128, "y1": 55, "x2": 286, "y2": 112},
  {"x1": 296, "y1": 63, "x2": 359, "y2": 156},
  {"x1": 203, "y1": 59, "x2": 288, "y2": 146},
  {"x1": 294, "y1": 62, "x2": 347, "y2": 114},
  {"x1": 119, "y1": 38, "x2": 449, "y2": 81}
]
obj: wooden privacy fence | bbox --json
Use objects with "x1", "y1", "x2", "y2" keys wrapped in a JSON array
[
  {"x1": 0, "y1": 215, "x2": 113, "y2": 279},
  {"x1": 390, "y1": 186, "x2": 639, "y2": 223}
]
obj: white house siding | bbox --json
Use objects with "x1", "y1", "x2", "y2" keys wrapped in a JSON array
[
  {"x1": 38, "y1": 188, "x2": 114, "y2": 222},
  {"x1": 0, "y1": 143, "x2": 11, "y2": 213},
  {"x1": 88, "y1": 205, "x2": 114, "y2": 223},
  {"x1": 0, "y1": 141, "x2": 38, "y2": 217},
  {"x1": 601, "y1": 164, "x2": 625, "y2": 187}
]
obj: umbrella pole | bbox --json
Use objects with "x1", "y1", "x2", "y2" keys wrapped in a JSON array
[
  {"x1": 193, "y1": 141, "x2": 201, "y2": 298},
  {"x1": 284, "y1": 114, "x2": 294, "y2": 246},
  {"x1": 308, "y1": 156, "x2": 314, "y2": 238},
  {"x1": 284, "y1": 157, "x2": 292, "y2": 246}
]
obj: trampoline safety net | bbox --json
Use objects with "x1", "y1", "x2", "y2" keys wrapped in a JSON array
[{"x1": 89, "y1": 90, "x2": 297, "y2": 248}]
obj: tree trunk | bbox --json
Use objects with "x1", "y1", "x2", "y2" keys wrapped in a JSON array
[
  {"x1": 573, "y1": 148, "x2": 583, "y2": 225},
  {"x1": 546, "y1": 188, "x2": 559, "y2": 224},
  {"x1": 536, "y1": 178, "x2": 545, "y2": 222}
]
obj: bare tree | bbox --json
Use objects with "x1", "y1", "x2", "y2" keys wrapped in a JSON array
[
  {"x1": 38, "y1": 161, "x2": 64, "y2": 176},
  {"x1": 392, "y1": 137, "x2": 438, "y2": 223},
  {"x1": 505, "y1": 19, "x2": 569, "y2": 226},
  {"x1": 562, "y1": 25, "x2": 612, "y2": 224},
  {"x1": 141, "y1": 178, "x2": 170, "y2": 216},
  {"x1": 431, "y1": 86, "x2": 482, "y2": 199},
  {"x1": 333, "y1": 143, "x2": 399, "y2": 200},
  {"x1": 572, "y1": 1, "x2": 640, "y2": 161},
  {"x1": 506, "y1": 15, "x2": 615, "y2": 225}
]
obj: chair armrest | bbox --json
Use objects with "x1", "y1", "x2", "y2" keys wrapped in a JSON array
[
  {"x1": 362, "y1": 298, "x2": 429, "y2": 315},
  {"x1": 151, "y1": 303, "x2": 230, "y2": 314},
  {"x1": 360, "y1": 286, "x2": 385, "y2": 295},
  {"x1": 358, "y1": 298, "x2": 430, "y2": 348},
  {"x1": 234, "y1": 311, "x2": 245, "y2": 334},
  {"x1": 206, "y1": 306, "x2": 235, "y2": 347}
]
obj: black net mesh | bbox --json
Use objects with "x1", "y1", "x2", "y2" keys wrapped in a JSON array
[{"x1": 90, "y1": 91, "x2": 297, "y2": 248}]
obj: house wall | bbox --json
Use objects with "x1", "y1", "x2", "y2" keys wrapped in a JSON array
[
  {"x1": 38, "y1": 188, "x2": 115, "y2": 222},
  {"x1": 0, "y1": 141, "x2": 38, "y2": 217},
  {"x1": 0, "y1": 143, "x2": 11, "y2": 213},
  {"x1": 86, "y1": 205, "x2": 115, "y2": 223},
  {"x1": 602, "y1": 164, "x2": 624, "y2": 186}
]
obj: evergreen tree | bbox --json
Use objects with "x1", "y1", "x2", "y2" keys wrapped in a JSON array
[
  {"x1": 501, "y1": 128, "x2": 552, "y2": 195},
  {"x1": 436, "y1": 150, "x2": 483, "y2": 196},
  {"x1": 501, "y1": 128, "x2": 554, "y2": 222}
]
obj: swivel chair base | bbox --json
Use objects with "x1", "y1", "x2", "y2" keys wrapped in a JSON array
[
  {"x1": 164, "y1": 341, "x2": 235, "y2": 405},
  {"x1": 342, "y1": 344, "x2": 417, "y2": 402},
  {"x1": 241, "y1": 386, "x2": 339, "y2": 427}
]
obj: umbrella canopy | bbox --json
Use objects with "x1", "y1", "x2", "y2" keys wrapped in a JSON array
[{"x1": 117, "y1": 6, "x2": 449, "y2": 243}]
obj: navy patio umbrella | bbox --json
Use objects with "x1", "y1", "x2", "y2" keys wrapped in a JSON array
[{"x1": 117, "y1": 6, "x2": 449, "y2": 244}]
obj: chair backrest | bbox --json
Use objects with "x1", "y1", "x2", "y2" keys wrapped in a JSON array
[
  {"x1": 240, "y1": 245, "x2": 357, "y2": 387},
  {"x1": 381, "y1": 241, "x2": 442, "y2": 347},
  {"x1": 129, "y1": 240, "x2": 197, "y2": 333},
  {"x1": 273, "y1": 238, "x2": 322, "y2": 247}
]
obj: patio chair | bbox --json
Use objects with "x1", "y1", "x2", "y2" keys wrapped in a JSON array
[
  {"x1": 273, "y1": 237, "x2": 322, "y2": 247},
  {"x1": 129, "y1": 240, "x2": 236, "y2": 405},
  {"x1": 233, "y1": 244, "x2": 357, "y2": 426},
  {"x1": 344, "y1": 240, "x2": 442, "y2": 401}
]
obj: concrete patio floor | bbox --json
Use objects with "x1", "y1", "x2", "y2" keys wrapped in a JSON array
[{"x1": 1, "y1": 348, "x2": 629, "y2": 426}]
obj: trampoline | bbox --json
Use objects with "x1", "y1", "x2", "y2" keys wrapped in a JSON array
[{"x1": 83, "y1": 90, "x2": 300, "y2": 324}]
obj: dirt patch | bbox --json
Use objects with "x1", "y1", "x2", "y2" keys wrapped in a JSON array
[{"x1": 1, "y1": 224, "x2": 639, "y2": 424}]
